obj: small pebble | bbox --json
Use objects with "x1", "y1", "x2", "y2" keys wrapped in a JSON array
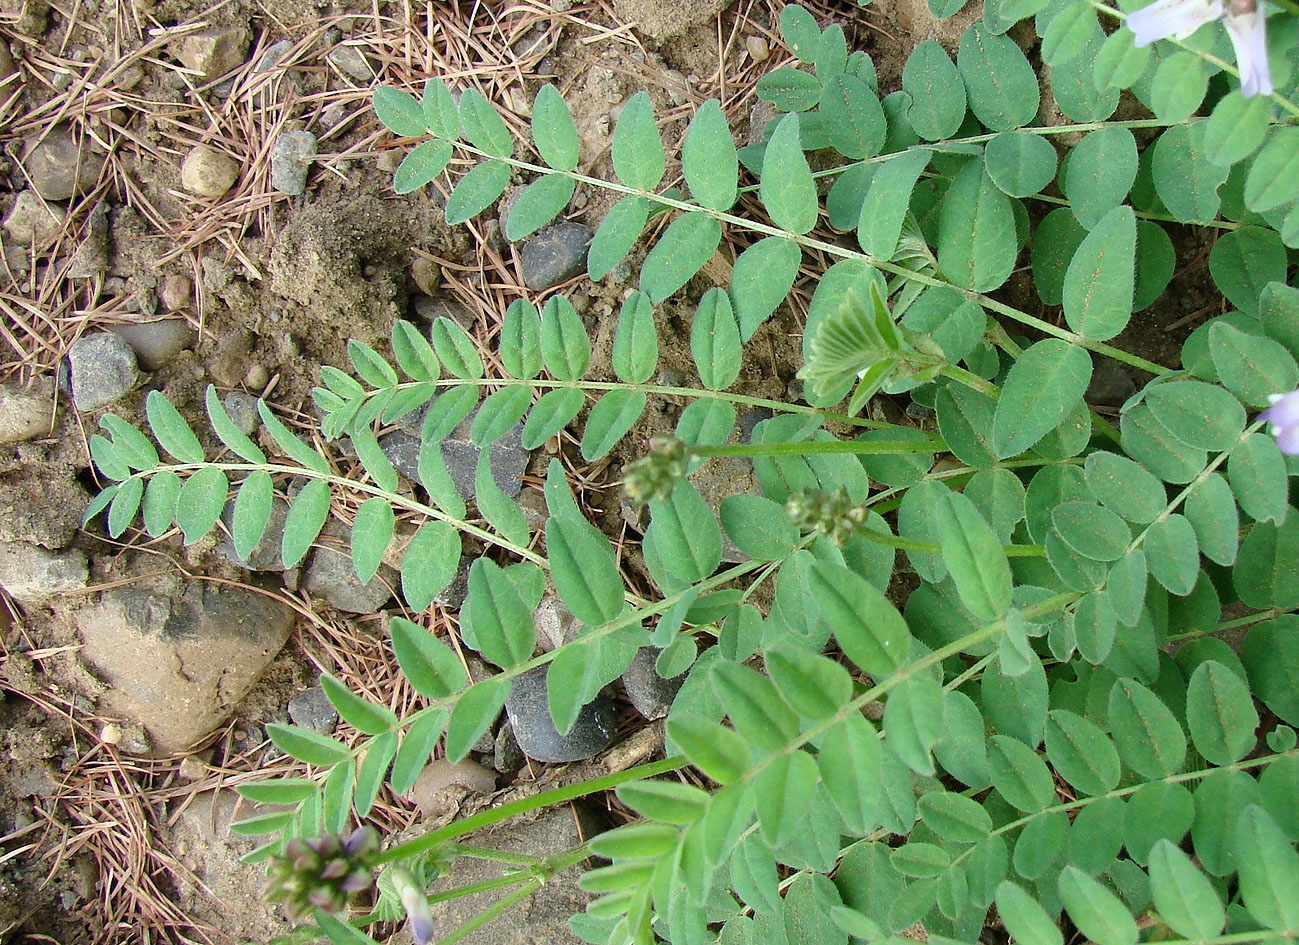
[
  {"x1": 177, "y1": 753, "x2": 209, "y2": 780},
  {"x1": 67, "y1": 332, "x2": 139, "y2": 410},
  {"x1": 411, "y1": 759, "x2": 497, "y2": 818},
  {"x1": 256, "y1": 39, "x2": 293, "y2": 72},
  {"x1": 2, "y1": 190, "x2": 65, "y2": 249},
  {"x1": 222, "y1": 392, "x2": 259, "y2": 434},
  {"x1": 100, "y1": 723, "x2": 122, "y2": 745},
  {"x1": 180, "y1": 146, "x2": 240, "y2": 199},
  {"x1": 173, "y1": 25, "x2": 250, "y2": 81},
  {"x1": 270, "y1": 130, "x2": 316, "y2": 196},
  {"x1": 746, "y1": 35, "x2": 770, "y2": 61},
  {"x1": 411, "y1": 256, "x2": 440, "y2": 296},
  {"x1": 287, "y1": 687, "x2": 338, "y2": 735},
  {"x1": 326, "y1": 44, "x2": 372, "y2": 81},
  {"x1": 243, "y1": 363, "x2": 269, "y2": 390},
  {"x1": 0, "y1": 379, "x2": 56, "y2": 444},
  {"x1": 519, "y1": 222, "x2": 590, "y2": 291},
  {"x1": 110, "y1": 319, "x2": 196, "y2": 371},
  {"x1": 159, "y1": 273, "x2": 193, "y2": 311}
]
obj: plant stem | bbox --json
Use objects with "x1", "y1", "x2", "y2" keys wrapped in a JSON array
[{"x1": 446, "y1": 843, "x2": 543, "y2": 868}]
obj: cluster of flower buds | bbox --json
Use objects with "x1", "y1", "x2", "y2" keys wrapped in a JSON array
[
  {"x1": 264, "y1": 826, "x2": 378, "y2": 920},
  {"x1": 786, "y1": 486, "x2": 867, "y2": 545},
  {"x1": 623, "y1": 436, "x2": 690, "y2": 505}
]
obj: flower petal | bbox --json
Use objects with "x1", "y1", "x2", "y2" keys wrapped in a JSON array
[
  {"x1": 1274, "y1": 420, "x2": 1299, "y2": 454},
  {"x1": 1223, "y1": 6, "x2": 1274, "y2": 96},
  {"x1": 1259, "y1": 389, "x2": 1299, "y2": 428},
  {"x1": 1127, "y1": 0, "x2": 1225, "y2": 45}
]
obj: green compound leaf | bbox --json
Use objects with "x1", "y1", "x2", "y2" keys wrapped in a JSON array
[
  {"x1": 646, "y1": 481, "x2": 721, "y2": 584},
  {"x1": 400, "y1": 520, "x2": 460, "y2": 611},
  {"x1": 281, "y1": 477, "x2": 330, "y2": 568},
  {"x1": 667, "y1": 716, "x2": 751, "y2": 784},
  {"x1": 1145, "y1": 380, "x2": 1245, "y2": 451},
  {"x1": 640, "y1": 211, "x2": 722, "y2": 304},
  {"x1": 729, "y1": 236, "x2": 801, "y2": 342},
  {"x1": 390, "y1": 616, "x2": 465, "y2": 699},
  {"x1": 588, "y1": 194, "x2": 649, "y2": 281},
  {"x1": 808, "y1": 561, "x2": 910, "y2": 677},
  {"x1": 1044, "y1": 708, "x2": 1120, "y2": 796},
  {"x1": 175, "y1": 465, "x2": 228, "y2": 546},
  {"x1": 760, "y1": 114, "x2": 819, "y2": 235},
  {"x1": 1149, "y1": 52, "x2": 1208, "y2": 123},
  {"x1": 691, "y1": 288, "x2": 741, "y2": 391},
  {"x1": 539, "y1": 295, "x2": 591, "y2": 381},
  {"x1": 521, "y1": 387, "x2": 583, "y2": 449},
  {"x1": 1243, "y1": 126, "x2": 1299, "y2": 213},
  {"x1": 445, "y1": 159, "x2": 510, "y2": 225},
  {"x1": 611, "y1": 291, "x2": 658, "y2": 384},
  {"x1": 1064, "y1": 127, "x2": 1137, "y2": 229},
  {"x1": 997, "y1": 881, "x2": 1064, "y2": 945},
  {"x1": 1062, "y1": 204, "x2": 1135, "y2": 341},
  {"x1": 372, "y1": 86, "x2": 426, "y2": 137},
  {"x1": 957, "y1": 24, "x2": 1039, "y2": 131},
  {"x1": 1152, "y1": 123, "x2": 1228, "y2": 224},
  {"x1": 857, "y1": 148, "x2": 931, "y2": 261},
  {"x1": 1186, "y1": 660, "x2": 1259, "y2": 765},
  {"x1": 1202, "y1": 90, "x2": 1272, "y2": 167},
  {"x1": 266, "y1": 722, "x2": 350, "y2": 766},
  {"x1": 755, "y1": 66, "x2": 824, "y2": 111},
  {"x1": 503, "y1": 174, "x2": 575, "y2": 242},
  {"x1": 934, "y1": 488, "x2": 1011, "y2": 621},
  {"x1": 819, "y1": 74, "x2": 886, "y2": 159},
  {"x1": 393, "y1": 137, "x2": 452, "y2": 194},
  {"x1": 458, "y1": 87, "x2": 513, "y2": 158},
  {"x1": 465, "y1": 558, "x2": 534, "y2": 668},
  {"x1": 581, "y1": 389, "x2": 645, "y2": 461},
  {"x1": 145, "y1": 391, "x2": 204, "y2": 464},
  {"x1": 937, "y1": 161, "x2": 1018, "y2": 292},
  {"x1": 902, "y1": 41, "x2": 965, "y2": 141},
  {"x1": 232, "y1": 470, "x2": 273, "y2": 561},
  {"x1": 531, "y1": 84, "x2": 579, "y2": 172},
  {"x1": 320, "y1": 672, "x2": 398, "y2": 736},
  {"x1": 682, "y1": 99, "x2": 738, "y2": 212},
  {"x1": 1051, "y1": 501, "x2": 1130, "y2": 561},
  {"x1": 983, "y1": 131, "x2": 1057, "y2": 197},
  {"x1": 612, "y1": 92, "x2": 664, "y2": 192},
  {"x1": 1208, "y1": 227, "x2": 1289, "y2": 318},
  {"x1": 992, "y1": 339, "x2": 1091, "y2": 457},
  {"x1": 1147, "y1": 840, "x2": 1226, "y2": 940},
  {"x1": 1058, "y1": 866, "x2": 1138, "y2": 945},
  {"x1": 445, "y1": 676, "x2": 509, "y2": 762}
]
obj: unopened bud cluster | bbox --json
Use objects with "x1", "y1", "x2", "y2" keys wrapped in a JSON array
[
  {"x1": 786, "y1": 486, "x2": 866, "y2": 545},
  {"x1": 623, "y1": 436, "x2": 689, "y2": 505},
  {"x1": 265, "y1": 826, "x2": 378, "y2": 920}
]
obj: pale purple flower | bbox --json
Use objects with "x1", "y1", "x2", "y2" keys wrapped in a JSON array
[
  {"x1": 1126, "y1": 0, "x2": 1273, "y2": 97},
  {"x1": 1258, "y1": 389, "x2": 1299, "y2": 454},
  {"x1": 391, "y1": 868, "x2": 435, "y2": 945}
]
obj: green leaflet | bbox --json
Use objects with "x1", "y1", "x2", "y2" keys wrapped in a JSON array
[
  {"x1": 393, "y1": 138, "x2": 451, "y2": 194},
  {"x1": 177, "y1": 466, "x2": 230, "y2": 546},
  {"x1": 1152, "y1": 124, "x2": 1228, "y2": 224},
  {"x1": 503, "y1": 174, "x2": 575, "y2": 241},
  {"x1": 691, "y1": 288, "x2": 742, "y2": 391},
  {"x1": 1065, "y1": 127, "x2": 1138, "y2": 229},
  {"x1": 857, "y1": 148, "x2": 931, "y2": 261},
  {"x1": 400, "y1": 521, "x2": 460, "y2": 611},
  {"x1": 646, "y1": 482, "x2": 722, "y2": 584},
  {"x1": 957, "y1": 24, "x2": 1039, "y2": 131},
  {"x1": 611, "y1": 291, "x2": 658, "y2": 384},
  {"x1": 808, "y1": 561, "x2": 911, "y2": 676},
  {"x1": 730, "y1": 237, "x2": 802, "y2": 341},
  {"x1": 902, "y1": 41, "x2": 965, "y2": 141},
  {"x1": 983, "y1": 131, "x2": 1057, "y2": 198},
  {"x1": 936, "y1": 161, "x2": 1018, "y2": 293},
  {"x1": 445, "y1": 677, "x2": 510, "y2": 762},
  {"x1": 639, "y1": 212, "x2": 722, "y2": 304},
  {"x1": 540, "y1": 295, "x2": 591, "y2": 381},
  {"x1": 458, "y1": 87, "x2": 513, "y2": 158},
  {"x1": 760, "y1": 114, "x2": 818, "y2": 235},
  {"x1": 819, "y1": 74, "x2": 886, "y2": 159},
  {"x1": 464, "y1": 558, "x2": 534, "y2": 668},
  {"x1": 445, "y1": 159, "x2": 511, "y2": 225},
  {"x1": 1147, "y1": 840, "x2": 1225, "y2": 940},
  {"x1": 933, "y1": 488, "x2": 1011, "y2": 621},
  {"x1": 531, "y1": 84, "x2": 579, "y2": 172},
  {"x1": 588, "y1": 195, "x2": 650, "y2": 281},
  {"x1": 1062, "y1": 205, "x2": 1135, "y2": 341},
  {"x1": 389, "y1": 616, "x2": 466, "y2": 699},
  {"x1": 546, "y1": 512, "x2": 623, "y2": 624},
  {"x1": 580, "y1": 389, "x2": 646, "y2": 461},
  {"x1": 611, "y1": 92, "x2": 664, "y2": 192},
  {"x1": 682, "y1": 100, "x2": 738, "y2": 212},
  {"x1": 992, "y1": 339, "x2": 1091, "y2": 457}
]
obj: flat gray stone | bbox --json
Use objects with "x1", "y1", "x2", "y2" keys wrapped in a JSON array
[
  {"x1": 172, "y1": 26, "x2": 250, "y2": 80},
  {"x1": 383, "y1": 402, "x2": 529, "y2": 501},
  {"x1": 67, "y1": 332, "x2": 139, "y2": 411},
  {"x1": 620, "y1": 647, "x2": 686, "y2": 721},
  {"x1": 505, "y1": 665, "x2": 616, "y2": 763},
  {"x1": 301, "y1": 524, "x2": 397, "y2": 614},
  {"x1": 270, "y1": 130, "x2": 317, "y2": 196},
  {"x1": 519, "y1": 223, "x2": 590, "y2": 291},
  {"x1": 110, "y1": 319, "x2": 197, "y2": 371},
  {"x1": 287, "y1": 686, "x2": 337, "y2": 735},
  {"x1": 326, "y1": 44, "x2": 372, "y2": 81},
  {"x1": 0, "y1": 541, "x2": 87, "y2": 604},
  {"x1": 23, "y1": 127, "x2": 106, "y2": 201},
  {"x1": 222, "y1": 392, "x2": 260, "y2": 435},
  {"x1": 0, "y1": 378, "x2": 56, "y2": 444},
  {"x1": 217, "y1": 494, "x2": 288, "y2": 571}
]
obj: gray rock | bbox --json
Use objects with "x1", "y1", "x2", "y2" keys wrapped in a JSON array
[
  {"x1": 67, "y1": 201, "x2": 110, "y2": 277},
  {"x1": 0, "y1": 378, "x2": 56, "y2": 444},
  {"x1": 159, "y1": 274, "x2": 193, "y2": 312},
  {"x1": 411, "y1": 759, "x2": 496, "y2": 819},
  {"x1": 505, "y1": 665, "x2": 617, "y2": 763},
  {"x1": 519, "y1": 223, "x2": 590, "y2": 291},
  {"x1": 173, "y1": 26, "x2": 250, "y2": 80},
  {"x1": 534, "y1": 593, "x2": 581, "y2": 652},
  {"x1": 492, "y1": 719, "x2": 526, "y2": 773},
  {"x1": 326, "y1": 44, "x2": 372, "y2": 81},
  {"x1": 23, "y1": 127, "x2": 106, "y2": 201},
  {"x1": 270, "y1": 130, "x2": 316, "y2": 196},
  {"x1": 217, "y1": 494, "x2": 287, "y2": 571},
  {"x1": 0, "y1": 541, "x2": 88, "y2": 605},
  {"x1": 435, "y1": 555, "x2": 472, "y2": 609},
  {"x1": 255, "y1": 39, "x2": 293, "y2": 72},
  {"x1": 78, "y1": 584, "x2": 295, "y2": 754},
  {"x1": 222, "y1": 392, "x2": 259, "y2": 435},
  {"x1": 67, "y1": 332, "x2": 138, "y2": 410},
  {"x1": 180, "y1": 145, "x2": 240, "y2": 198},
  {"x1": 3, "y1": 190, "x2": 65, "y2": 248},
  {"x1": 287, "y1": 686, "x2": 338, "y2": 735},
  {"x1": 620, "y1": 647, "x2": 686, "y2": 720},
  {"x1": 425, "y1": 805, "x2": 600, "y2": 945},
  {"x1": 1087, "y1": 355, "x2": 1137, "y2": 407},
  {"x1": 110, "y1": 319, "x2": 196, "y2": 371},
  {"x1": 301, "y1": 524, "x2": 397, "y2": 614},
  {"x1": 382, "y1": 403, "x2": 529, "y2": 501}
]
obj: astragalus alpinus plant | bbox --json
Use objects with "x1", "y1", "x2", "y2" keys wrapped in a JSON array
[{"x1": 85, "y1": 1, "x2": 1299, "y2": 943}]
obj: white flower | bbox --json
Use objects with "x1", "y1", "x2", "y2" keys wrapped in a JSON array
[
  {"x1": 1258, "y1": 389, "x2": 1299, "y2": 454},
  {"x1": 391, "y1": 868, "x2": 435, "y2": 945},
  {"x1": 1126, "y1": 0, "x2": 1273, "y2": 97}
]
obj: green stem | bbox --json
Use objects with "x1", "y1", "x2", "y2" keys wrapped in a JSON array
[
  {"x1": 692, "y1": 437, "x2": 942, "y2": 459},
  {"x1": 940, "y1": 363, "x2": 999, "y2": 398},
  {"x1": 373, "y1": 757, "x2": 686, "y2": 865},
  {"x1": 431, "y1": 878, "x2": 541, "y2": 945},
  {"x1": 446, "y1": 843, "x2": 543, "y2": 868}
]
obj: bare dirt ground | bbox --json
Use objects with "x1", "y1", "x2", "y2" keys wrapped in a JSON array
[{"x1": 0, "y1": 0, "x2": 1215, "y2": 939}]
